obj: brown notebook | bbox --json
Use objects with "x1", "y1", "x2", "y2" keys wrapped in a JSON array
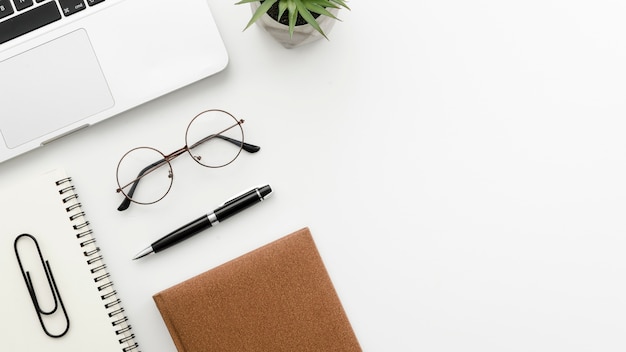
[{"x1": 153, "y1": 227, "x2": 362, "y2": 352}]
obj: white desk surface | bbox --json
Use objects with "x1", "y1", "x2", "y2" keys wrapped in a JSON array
[{"x1": 2, "y1": 1, "x2": 626, "y2": 351}]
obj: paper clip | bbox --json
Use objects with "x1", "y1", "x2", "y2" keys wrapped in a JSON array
[{"x1": 14, "y1": 233, "x2": 70, "y2": 338}]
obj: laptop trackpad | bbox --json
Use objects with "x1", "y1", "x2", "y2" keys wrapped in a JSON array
[{"x1": 0, "y1": 29, "x2": 114, "y2": 148}]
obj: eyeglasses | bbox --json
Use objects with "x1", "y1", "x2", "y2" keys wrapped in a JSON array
[{"x1": 115, "y1": 109, "x2": 260, "y2": 211}]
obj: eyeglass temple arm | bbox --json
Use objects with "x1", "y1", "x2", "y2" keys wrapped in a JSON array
[
  {"x1": 215, "y1": 134, "x2": 260, "y2": 153},
  {"x1": 188, "y1": 134, "x2": 260, "y2": 153},
  {"x1": 117, "y1": 158, "x2": 168, "y2": 211}
]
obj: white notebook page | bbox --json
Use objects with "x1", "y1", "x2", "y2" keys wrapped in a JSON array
[{"x1": 0, "y1": 168, "x2": 138, "y2": 351}]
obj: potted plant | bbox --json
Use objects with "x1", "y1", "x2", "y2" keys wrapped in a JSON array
[{"x1": 236, "y1": 0, "x2": 350, "y2": 48}]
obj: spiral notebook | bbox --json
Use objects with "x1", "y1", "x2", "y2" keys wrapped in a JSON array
[{"x1": 0, "y1": 168, "x2": 139, "y2": 351}]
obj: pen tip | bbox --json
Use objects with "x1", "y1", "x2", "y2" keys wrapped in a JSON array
[{"x1": 132, "y1": 246, "x2": 154, "y2": 260}]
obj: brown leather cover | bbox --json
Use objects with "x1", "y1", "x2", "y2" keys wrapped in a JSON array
[{"x1": 153, "y1": 227, "x2": 361, "y2": 352}]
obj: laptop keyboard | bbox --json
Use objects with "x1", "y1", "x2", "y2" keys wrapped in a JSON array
[{"x1": 0, "y1": 0, "x2": 105, "y2": 45}]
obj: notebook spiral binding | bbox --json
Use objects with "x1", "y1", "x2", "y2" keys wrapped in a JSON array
[{"x1": 55, "y1": 177, "x2": 140, "y2": 352}]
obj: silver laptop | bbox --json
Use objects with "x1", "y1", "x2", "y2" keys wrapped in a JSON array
[{"x1": 0, "y1": 0, "x2": 228, "y2": 163}]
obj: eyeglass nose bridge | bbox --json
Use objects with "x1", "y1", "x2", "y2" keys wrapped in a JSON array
[{"x1": 164, "y1": 145, "x2": 189, "y2": 162}]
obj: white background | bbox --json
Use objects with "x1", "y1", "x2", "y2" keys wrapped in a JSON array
[{"x1": 2, "y1": 0, "x2": 626, "y2": 351}]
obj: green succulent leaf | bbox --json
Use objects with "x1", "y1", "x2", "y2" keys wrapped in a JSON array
[
  {"x1": 287, "y1": 0, "x2": 298, "y2": 36},
  {"x1": 294, "y1": 0, "x2": 326, "y2": 38},
  {"x1": 242, "y1": 0, "x2": 278, "y2": 30},
  {"x1": 305, "y1": 3, "x2": 338, "y2": 21},
  {"x1": 310, "y1": 0, "x2": 339, "y2": 9},
  {"x1": 330, "y1": 0, "x2": 350, "y2": 10},
  {"x1": 278, "y1": 1, "x2": 288, "y2": 21}
]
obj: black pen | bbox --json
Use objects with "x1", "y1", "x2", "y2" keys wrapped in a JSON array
[{"x1": 132, "y1": 185, "x2": 272, "y2": 260}]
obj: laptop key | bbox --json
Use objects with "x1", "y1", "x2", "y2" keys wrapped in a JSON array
[
  {"x1": 0, "y1": 0, "x2": 14, "y2": 20},
  {"x1": 0, "y1": 1, "x2": 61, "y2": 45},
  {"x1": 13, "y1": 0, "x2": 33, "y2": 11},
  {"x1": 58, "y1": 0, "x2": 85, "y2": 16},
  {"x1": 86, "y1": 0, "x2": 104, "y2": 6}
]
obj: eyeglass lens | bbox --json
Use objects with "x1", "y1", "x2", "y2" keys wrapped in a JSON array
[
  {"x1": 116, "y1": 146, "x2": 173, "y2": 205},
  {"x1": 185, "y1": 109, "x2": 244, "y2": 168}
]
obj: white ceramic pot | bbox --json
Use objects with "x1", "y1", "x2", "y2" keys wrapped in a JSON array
[{"x1": 250, "y1": 2, "x2": 340, "y2": 48}]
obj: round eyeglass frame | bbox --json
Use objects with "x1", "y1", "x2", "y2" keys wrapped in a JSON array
[
  {"x1": 185, "y1": 109, "x2": 245, "y2": 168},
  {"x1": 115, "y1": 109, "x2": 257, "y2": 210},
  {"x1": 116, "y1": 146, "x2": 174, "y2": 206}
]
